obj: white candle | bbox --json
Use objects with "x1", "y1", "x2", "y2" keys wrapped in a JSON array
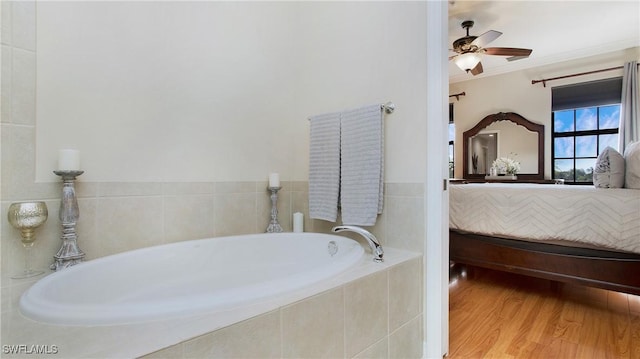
[
  {"x1": 269, "y1": 173, "x2": 280, "y2": 188},
  {"x1": 293, "y1": 212, "x2": 304, "y2": 233},
  {"x1": 58, "y1": 149, "x2": 80, "y2": 171}
]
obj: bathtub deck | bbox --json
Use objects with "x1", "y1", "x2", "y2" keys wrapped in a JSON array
[{"x1": 3, "y1": 247, "x2": 421, "y2": 359}]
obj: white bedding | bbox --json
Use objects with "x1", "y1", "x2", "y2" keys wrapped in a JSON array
[{"x1": 449, "y1": 183, "x2": 640, "y2": 254}]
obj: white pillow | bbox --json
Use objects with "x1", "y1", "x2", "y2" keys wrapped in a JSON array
[
  {"x1": 593, "y1": 146, "x2": 625, "y2": 188},
  {"x1": 624, "y1": 141, "x2": 640, "y2": 189}
]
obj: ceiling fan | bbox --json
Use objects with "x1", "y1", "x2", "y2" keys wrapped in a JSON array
[{"x1": 450, "y1": 20, "x2": 533, "y2": 76}]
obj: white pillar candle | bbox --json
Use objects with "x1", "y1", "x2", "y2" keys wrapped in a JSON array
[
  {"x1": 268, "y1": 173, "x2": 280, "y2": 187},
  {"x1": 293, "y1": 212, "x2": 304, "y2": 233},
  {"x1": 58, "y1": 149, "x2": 80, "y2": 171}
]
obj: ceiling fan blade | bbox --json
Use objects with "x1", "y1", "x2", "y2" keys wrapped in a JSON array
[
  {"x1": 470, "y1": 61, "x2": 483, "y2": 76},
  {"x1": 483, "y1": 47, "x2": 532, "y2": 57},
  {"x1": 470, "y1": 30, "x2": 502, "y2": 48},
  {"x1": 506, "y1": 55, "x2": 530, "y2": 62}
]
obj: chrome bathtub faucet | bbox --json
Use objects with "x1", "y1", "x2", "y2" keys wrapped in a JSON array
[{"x1": 331, "y1": 225, "x2": 384, "y2": 262}]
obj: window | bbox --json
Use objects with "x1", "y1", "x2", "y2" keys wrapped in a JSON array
[
  {"x1": 552, "y1": 105, "x2": 620, "y2": 182},
  {"x1": 551, "y1": 78, "x2": 622, "y2": 183},
  {"x1": 449, "y1": 103, "x2": 455, "y2": 178}
]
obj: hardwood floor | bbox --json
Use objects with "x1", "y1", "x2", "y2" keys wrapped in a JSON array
[{"x1": 448, "y1": 264, "x2": 640, "y2": 359}]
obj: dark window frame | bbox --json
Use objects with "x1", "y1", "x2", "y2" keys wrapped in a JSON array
[{"x1": 551, "y1": 105, "x2": 620, "y2": 184}]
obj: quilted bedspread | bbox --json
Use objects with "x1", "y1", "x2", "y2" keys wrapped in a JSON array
[{"x1": 449, "y1": 183, "x2": 640, "y2": 254}]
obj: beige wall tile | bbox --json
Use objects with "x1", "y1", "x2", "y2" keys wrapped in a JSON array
[
  {"x1": 97, "y1": 182, "x2": 163, "y2": 197},
  {"x1": 291, "y1": 180, "x2": 308, "y2": 192},
  {"x1": 10, "y1": 0, "x2": 36, "y2": 51},
  {"x1": 384, "y1": 195, "x2": 424, "y2": 253},
  {"x1": 345, "y1": 271, "x2": 389, "y2": 358},
  {"x1": 11, "y1": 48, "x2": 35, "y2": 126},
  {"x1": 1, "y1": 2, "x2": 12, "y2": 46},
  {"x1": 73, "y1": 180, "x2": 99, "y2": 199},
  {"x1": 214, "y1": 192, "x2": 257, "y2": 236},
  {"x1": 183, "y1": 310, "x2": 281, "y2": 358},
  {"x1": 141, "y1": 343, "x2": 183, "y2": 359},
  {"x1": 0, "y1": 287, "x2": 10, "y2": 314},
  {"x1": 2, "y1": 45, "x2": 12, "y2": 123},
  {"x1": 2, "y1": 125, "x2": 34, "y2": 198},
  {"x1": 162, "y1": 182, "x2": 214, "y2": 196},
  {"x1": 282, "y1": 288, "x2": 345, "y2": 359},
  {"x1": 164, "y1": 195, "x2": 214, "y2": 243},
  {"x1": 310, "y1": 218, "x2": 336, "y2": 234},
  {"x1": 96, "y1": 196, "x2": 164, "y2": 256},
  {"x1": 352, "y1": 337, "x2": 388, "y2": 359},
  {"x1": 215, "y1": 181, "x2": 256, "y2": 194},
  {"x1": 389, "y1": 315, "x2": 423, "y2": 359},
  {"x1": 389, "y1": 257, "x2": 422, "y2": 331},
  {"x1": 385, "y1": 182, "x2": 424, "y2": 197}
]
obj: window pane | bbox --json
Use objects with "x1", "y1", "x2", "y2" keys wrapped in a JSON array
[
  {"x1": 554, "y1": 110, "x2": 574, "y2": 132},
  {"x1": 599, "y1": 105, "x2": 620, "y2": 129},
  {"x1": 552, "y1": 103, "x2": 621, "y2": 185},
  {"x1": 449, "y1": 123, "x2": 455, "y2": 141},
  {"x1": 554, "y1": 137, "x2": 574, "y2": 157},
  {"x1": 576, "y1": 135, "x2": 597, "y2": 157},
  {"x1": 576, "y1": 107, "x2": 597, "y2": 131},
  {"x1": 554, "y1": 159, "x2": 573, "y2": 181},
  {"x1": 575, "y1": 158, "x2": 595, "y2": 182},
  {"x1": 599, "y1": 134, "x2": 618, "y2": 151}
]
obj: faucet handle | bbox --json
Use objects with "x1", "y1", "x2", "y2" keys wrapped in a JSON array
[{"x1": 372, "y1": 243, "x2": 384, "y2": 262}]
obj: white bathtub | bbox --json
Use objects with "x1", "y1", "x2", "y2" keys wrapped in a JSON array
[{"x1": 20, "y1": 232, "x2": 364, "y2": 326}]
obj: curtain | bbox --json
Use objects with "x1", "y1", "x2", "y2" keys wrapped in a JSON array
[{"x1": 619, "y1": 61, "x2": 639, "y2": 153}]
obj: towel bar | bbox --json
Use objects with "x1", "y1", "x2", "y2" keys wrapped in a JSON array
[
  {"x1": 307, "y1": 102, "x2": 395, "y2": 121},
  {"x1": 381, "y1": 102, "x2": 395, "y2": 114}
]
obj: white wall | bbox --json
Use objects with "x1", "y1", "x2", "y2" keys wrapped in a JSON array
[
  {"x1": 35, "y1": 1, "x2": 427, "y2": 183},
  {"x1": 450, "y1": 47, "x2": 640, "y2": 179}
]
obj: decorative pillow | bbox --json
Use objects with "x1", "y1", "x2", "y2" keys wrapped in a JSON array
[
  {"x1": 593, "y1": 146, "x2": 625, "y2": 188},
  {"x1": 624, "y1": 141, "x2": 640, "y2": 189}
]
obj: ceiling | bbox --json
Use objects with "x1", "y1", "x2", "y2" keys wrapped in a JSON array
[{"x1": 448, "y1": 1, "x2": 640, "y2": 83}]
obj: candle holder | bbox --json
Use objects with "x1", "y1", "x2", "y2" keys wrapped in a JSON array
[
  {"x1": 266, "y1": 186, "x2": 283, "y2": 233},
  {"x1": 51, "y1": 170, "x2": 85, "y2": 271},
  {"x1": 8, "y1": 202, "x2": 48, "y2": 279}
]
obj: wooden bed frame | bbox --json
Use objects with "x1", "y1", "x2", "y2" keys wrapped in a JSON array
[
  {"x1": 453, "y1": 111, "x2": 640, "y2": 295},
  {"x1": 450, "y1": 230, "x2": 640, "y2": 295}
]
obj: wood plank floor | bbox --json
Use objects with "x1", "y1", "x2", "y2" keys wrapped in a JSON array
[{"x1": 448, "y1": 265, "x2": 640, "y2": 359}]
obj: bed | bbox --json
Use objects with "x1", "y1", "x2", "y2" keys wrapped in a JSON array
[{"x1": 449, "y1": 182, "x2": 640, "y2": 295}]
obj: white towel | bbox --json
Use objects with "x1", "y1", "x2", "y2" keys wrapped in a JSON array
[
  {"x1": 340, "y1": 104, "x2": 384, "y2": 226},
  {"x1": 308, "y1": 112, "x2": 341, "y2": 222}
]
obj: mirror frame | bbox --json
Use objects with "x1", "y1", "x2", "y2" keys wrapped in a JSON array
[{"x1": 463, "y1": 112, "x2": 544, "y2": 180}]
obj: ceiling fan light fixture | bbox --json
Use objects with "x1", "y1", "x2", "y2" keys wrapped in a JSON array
[{"x1": 454, "y1": 52, "x2": 481, "y2": 73}]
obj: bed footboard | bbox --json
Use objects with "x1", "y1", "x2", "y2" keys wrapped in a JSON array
[{"x1": 449, "y1": 230, "x2": 640, "y2": 295}]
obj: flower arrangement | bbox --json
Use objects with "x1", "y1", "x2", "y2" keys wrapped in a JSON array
[{"x1": 492, "y1": 156, "x2": 521, "y2": 175}]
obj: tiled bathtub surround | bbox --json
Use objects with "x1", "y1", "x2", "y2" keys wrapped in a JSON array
[
  {"x1": 1, "y1": 180, "x2": 424, "y2": 284},
  {"x1": 145, "y1": 256, "x2": 423, "y2": 359},
  {"x1": 3, "y1": 251, "x2": 422, "y2": 358},
  {"x1": 1, "y1": 181, "x2": 424, "y2": 316}
]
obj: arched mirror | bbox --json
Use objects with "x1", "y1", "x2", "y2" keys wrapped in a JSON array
[{"x1": 463, "y1": 112, "x2": 544, "y2": 180}]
